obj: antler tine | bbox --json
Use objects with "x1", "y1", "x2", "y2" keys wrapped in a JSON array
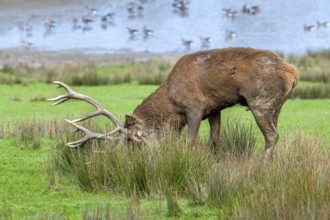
[
  {"x1": 46, "y1": 81, "x2": 75, "y2": 105},
  {"x1": 48, "y1": 81, "x2": 124, "y2": 128},
  {"x1": 65, "y1": 119, "x2": 118, "y2": 147},
  {"x1": 54, "y1": 81, "x2": 74, "y2": 93}
]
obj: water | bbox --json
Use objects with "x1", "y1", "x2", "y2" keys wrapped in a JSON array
[{"x1": 0, "y1": 0, "x2": 329, "y2": 55}]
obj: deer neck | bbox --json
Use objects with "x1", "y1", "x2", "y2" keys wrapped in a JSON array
[{"x1": 132, "y1": 85, "x2": 185, "y2": 131}]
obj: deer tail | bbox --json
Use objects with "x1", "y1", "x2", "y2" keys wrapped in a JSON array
[{"x1": 281, "y1": 61, "x2": 298, "y2": 91}]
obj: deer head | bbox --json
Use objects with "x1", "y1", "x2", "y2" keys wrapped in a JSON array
[{"x1": 124, "y1": 115, "x2": 149, "y2": 144}]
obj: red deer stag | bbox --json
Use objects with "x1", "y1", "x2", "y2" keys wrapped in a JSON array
[{"x1": 48, "y1": 47, "x2": 298, "y2": 154}]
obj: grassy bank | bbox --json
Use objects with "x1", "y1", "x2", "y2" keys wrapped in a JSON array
[{"x1": 1, "y1": 50, "x2": 330, "y2": 219}]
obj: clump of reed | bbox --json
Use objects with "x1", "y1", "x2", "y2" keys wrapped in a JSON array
[
  {"x1": 287, "y1": 50, "x2": 330, "y2": 83},
  {"x1": 0, "y1": 59, "x2": 173, "y2": 86},
  {"x1": 219, "y1": 117, "x2": 257, "y2": 156},
  {"x1": 44, "y1": 118, "x2": 256, "y2": 215},
  {"x1": 44, "y1": 117, "x2": 257, "y2": 192},
  {"x1": 122, "y1": 59, "x2": 172, "y2": 85},
  {"x1": 0, "y1": 117, "x2": 83, "y2": 150},
  {"x1": 82, "y1": 203, "x2": 114, "y2": 220},
  {"x1": 290, "y1": 83, "x2": 330, "y2": 99},
  {"x1": 10, "y1": 117, "x2": 44, "y2": 149},
  {"x1": 207, "y1": 132, "x2": 329, "y2": 219}
]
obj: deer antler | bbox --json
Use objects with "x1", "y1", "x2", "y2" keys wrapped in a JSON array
[{"x1": 47, "y1": 81, "x2": 127, "y2": 147}]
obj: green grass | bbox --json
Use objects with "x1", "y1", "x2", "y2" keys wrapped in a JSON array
[
  {"x1": 0, "y1": 82, "x2": 329, "y2": 219},
  {"x1": 1, "y1": 83, "x2": 330, "y2": 139}
]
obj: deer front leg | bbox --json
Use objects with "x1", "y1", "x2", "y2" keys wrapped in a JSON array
[
  {"x1": 208, "y1": 111, "x2": 221, "y2": 153},
  {"x1": 186, "y1": 110, "x2": 204, "y2": 146}
]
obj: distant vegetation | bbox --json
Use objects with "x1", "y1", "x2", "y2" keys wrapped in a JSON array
[
  {"x1": 287, "y1": 50, "x2": 330, "y2": 99},
  {"x1": 1, "y1": 50, "x2": 330, "y2": 98},
  {"x1": 0, "y1": 59, "x2": 172, "y2": 86}
]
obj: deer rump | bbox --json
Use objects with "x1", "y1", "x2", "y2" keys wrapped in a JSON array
[{"x1": 49, "y1": 47, "x2": 298, "y2": 154}]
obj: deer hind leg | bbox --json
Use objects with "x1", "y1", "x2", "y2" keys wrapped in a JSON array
[
  {"x1": 248, "y1": 101, "x2": 282, "y2": 156},
  {"x1": 208, "y1": 111, "x2": 221, "y2": 153}
]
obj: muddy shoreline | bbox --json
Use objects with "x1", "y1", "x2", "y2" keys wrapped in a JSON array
[
  {"x1": 0, "y1": 49, "x2": 182, "y2": 68},
  {"x1": 0, "y1": 0, "x2": 92, "y2": 10}
]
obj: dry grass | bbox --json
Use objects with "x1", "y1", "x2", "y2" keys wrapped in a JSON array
[
  {"x1": 288, "y1": 50, "x2": 330, "y2": 83},
  {"x1": 0, "y1": 59, "x2": 173, "y2": 86},
  {"x1": 290, "y1": 83, "x2": 330, "y2": 99}
]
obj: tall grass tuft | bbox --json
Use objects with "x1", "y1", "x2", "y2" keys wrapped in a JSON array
[
  {"x1": 208, "y1": 131, "x2": 329, "y2": 219},
  {"x1": 290, "y1": 83, "x2": 330, "y2": 99},
  {"x1": 1, "y1": 59, "x2": 173, "y2": 86},
  {"x1": 83, "y1": 203, "x2": 113, "y2": 220},
  {"x1": 49, "y1": 128, "x2": 214, "y2": 196},
  {"x1": 287, "y1": 50, "x2": 330, "y2": 83},
  {"x1": 165, "y1": 187, "x2": 182, "y2": 217},
  {"x1": 219, "y1": 116, "x2": 258, "y2": 156},
  {"x1": 125, "y1": 190, "x2": 145, "y2": 220},
  {"x1": 12, "y1": 117, "x2": 42, "y2": 149},
  {"x1": 46, "y1": 117, "x2": 257, "y2": 197}
]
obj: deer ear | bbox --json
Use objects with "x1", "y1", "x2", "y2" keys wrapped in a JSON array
[{"x1": 125, "y1": 115, "x2": 139, "y2": 127}]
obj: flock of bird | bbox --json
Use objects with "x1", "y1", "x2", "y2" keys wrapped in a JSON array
[
  {"x1": 18, "y1": 0, "x2": 254, "y2": 50},
  {"x1": 16, "y1": 0, "x2": 330, "y2": 51},
  {"x1": 304, "y1": 21, "x2": 330, "y2": 32}
]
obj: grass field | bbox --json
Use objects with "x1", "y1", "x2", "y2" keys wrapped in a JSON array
[
  {"x1": 1, "y1": 51, "x2": 330, "y2": 219},
  {"x1": 0, "y1": 82, "x2": 329, "y2": 219}
]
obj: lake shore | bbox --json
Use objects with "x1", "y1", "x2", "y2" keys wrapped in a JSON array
[{"x1": 0, "y1": 49, "x2": 183, "y2": 68}]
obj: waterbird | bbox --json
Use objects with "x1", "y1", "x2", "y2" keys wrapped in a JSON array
[
  {"x1": 143, "y1": 26, "x2": 154, "y2": 39},
  {"x1": 127, "y1": 27, "x2": 139, "y2": 40},
  {"x1": 18, "y1": 21, "x2": 33, "y2": 33},
  {"x1": 101, "y1": 12, "x2": 116, "y2": 23},
  {"x1": 85, "y1": 6, "x2": 98, "y2": 16},
  {"x1": 21, "y1": 40, "x2": 33, "y2": 50},
  {"x1": 181, "y1": 38, "x2": 192, "y2": 50},
  {"x1": 72, "y1": 17, "x2": 82, "y2": 30},
  {"x1": 225, "y1": 29, "x2": 236, "y2": 40},
  {"x1": 172, "y1": 0, "x2": 189, "y2": 12},
  {"x1": 43, "y1": 18, "x2": 56, "y2": 30},
  {"x1": 317, "y1": 21, "x2": 330, "y2": 28},
  {"x1": 127, "y1": 27, "x2": 138, "y2": 35},
  {"x1": 251, "y1": 5, "x2": 261, "y2": 15},
  {"x1": 222, "y1": 8, "x2": 238, "y2": 19},
  {"x1": 242, "y1": 4, "x2": 250, "y2": 14},
  {"x1": 200, "y1": 36, "x2": 210, "y2": 48},
  {"x1": 304, "y1": 24, "x2": 316, "y2": 32},
  {"x1": 18, "y1": 21, "x2": 33, "y2": 37},
  {"x1": 127, "y1": 2, "x2": 144, "y2": 17},
  {"x1": 82, "y1": 16, "x2": 93, "y2": 26}
]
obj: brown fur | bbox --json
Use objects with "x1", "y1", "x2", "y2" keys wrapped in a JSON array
[{"x1": 124, "y1": 47, "x2": 298, "y2": 153}]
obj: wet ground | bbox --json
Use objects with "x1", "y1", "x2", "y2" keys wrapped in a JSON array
[{"x1": 0, "y1": 0, "x2": 329, "y2": 59}]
